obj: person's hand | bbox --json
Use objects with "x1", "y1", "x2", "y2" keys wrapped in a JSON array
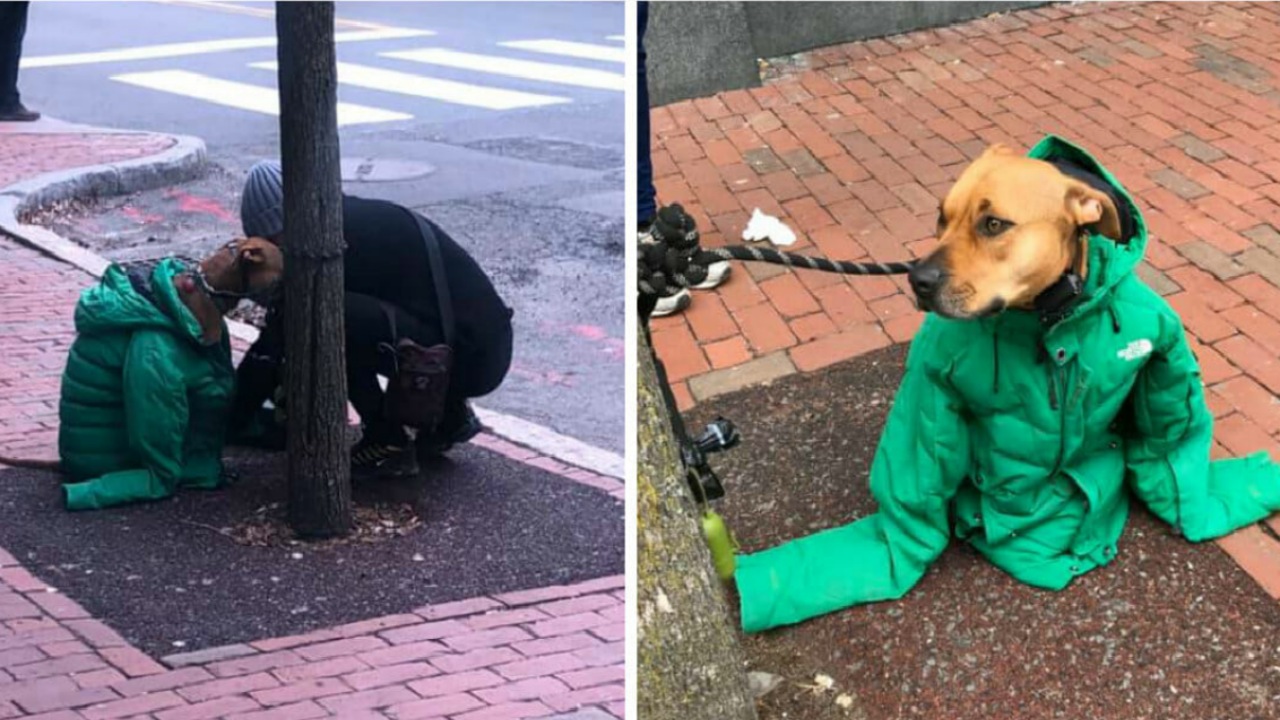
[{"x1": 272, "y1": 385, "x2": 287, "y2": 425}]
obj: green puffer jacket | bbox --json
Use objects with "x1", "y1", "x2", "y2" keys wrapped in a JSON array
[
  {"x1": 58, "y1": 259, "x2": 234, "y2": 511},
  {"x1": 735, "y1": 135, "x2": 1280, "y2": 633}
]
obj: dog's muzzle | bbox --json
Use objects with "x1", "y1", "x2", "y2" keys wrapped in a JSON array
[{"x1": 191, "y1": 240, "x2": 280, "y2": 310}]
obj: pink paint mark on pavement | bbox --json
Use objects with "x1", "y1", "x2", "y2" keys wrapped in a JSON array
[
  {"x1": 165, "y1": 188, "x2": 236, "y2": 222},
  {"x1": 510, "y1": 362, "x2": 576, "y2": 387},
  {"x1": 602, "y1": 338, "x2": 624, "y2": 360},
  {"x1": 539, "y1": 322, "x2": 624, "y2": 362},
  {"x1": 571, "y1": 324, "x2": 609, "y2": 341},
  {"x1": 121, "y1": 205, "x2": 164, "y2": 224}
]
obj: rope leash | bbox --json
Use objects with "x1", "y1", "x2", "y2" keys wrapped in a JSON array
[
  {"x1": 637, "y1": 242, "x2": 918, "y2": 302},
  {"x1": 118, "y1": 240, "x2": 282, "y2": 309},
  {"x1": 704, "y1": 245, "x2": 916, "y2": 276}
]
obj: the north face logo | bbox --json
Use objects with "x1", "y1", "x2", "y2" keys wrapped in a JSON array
[{"x1": 1117, "y1": 339, "x2": 1153, "y2": 362}]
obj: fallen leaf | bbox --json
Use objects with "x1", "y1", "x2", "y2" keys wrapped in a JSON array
[{"x1": 748, "y1": 671, "x2": 783, "y2": 699}]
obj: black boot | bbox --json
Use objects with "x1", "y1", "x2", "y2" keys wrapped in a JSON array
[{"x1": 0, "y1": 103, "x2": 39, "y2": 122}]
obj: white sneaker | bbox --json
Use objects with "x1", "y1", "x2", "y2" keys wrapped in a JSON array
[
  {"x1": 651, "y1": 288, "x2": 691, "y2": 317},
  {"x1": 689, "y1": 257, "x2": 731, "y2": 290}
]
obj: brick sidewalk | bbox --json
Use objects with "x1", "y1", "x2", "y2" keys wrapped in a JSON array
[
  {"x1": 648, "y1": 3, "x2": 1280, "y2": 601},
  {"x1": 0, "y1": 549, "x2": 622, "y2": 720},
  {"x1": 0, "y1": 134, "x2": 176, "y2": 190},
  {"x1": 1, "y1": 130, "x2": 624, "y2": 718}
]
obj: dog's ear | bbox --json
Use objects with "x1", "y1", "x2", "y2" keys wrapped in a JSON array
[
  {"x1": 240, "y1": 245, "x2": 268, "y2": 264},
  {"x1": 1065, "y1": 181, "x2": 1122, "y2": 241}
]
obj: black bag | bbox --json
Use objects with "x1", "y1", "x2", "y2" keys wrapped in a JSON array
[{"x1": 380, "y1": 210, "x2": 455, "y2": 433}]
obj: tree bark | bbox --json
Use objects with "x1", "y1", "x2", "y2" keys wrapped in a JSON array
[
  {"x1": 637, "y1": 324, "x2": 757, "y2": 720},
  {"x1": 275, "y1": 2, "x2": 352, "y2": 538}
]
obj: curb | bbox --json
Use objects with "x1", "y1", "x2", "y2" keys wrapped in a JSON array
[
  {"x1": 1, "y1": 133, "x2": 206, "y2": 216},
  {"x1": 0, "y1": 132, "x2": 207, "y2": 271}
]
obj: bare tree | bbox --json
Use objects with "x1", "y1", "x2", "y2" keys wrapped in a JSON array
[
  {"x1": 275, "y1": 2, "x2": 351, "y2": 537},
  {"x1": 637, "y1": 325, "x2": 757, "y2": 720}
]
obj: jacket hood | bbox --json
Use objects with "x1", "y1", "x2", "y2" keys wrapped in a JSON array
[
  {"x1": 1026, "y1": 135, "x2": 1148, "y2": 316},
  {"x1": 74, "y1": 258, "x2": 207, "y2": 343}
]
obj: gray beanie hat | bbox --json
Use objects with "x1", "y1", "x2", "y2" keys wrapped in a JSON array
[{"x1": 241, "y1": 160, "x2": 285, "y2": 239}]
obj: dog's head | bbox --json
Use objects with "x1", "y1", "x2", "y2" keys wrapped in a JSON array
[
  {"x1": 174, "y1": 236, "x2": 284, "y2": 345},
  {"x1": 199, "y1": 236, "x2": 285, "y2": 299},
  {"x1": 907, "y1": 144, "x2": 1122, "y2": 319}
]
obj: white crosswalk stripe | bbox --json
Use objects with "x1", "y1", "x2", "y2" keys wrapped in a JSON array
[
  {"x1": 22, "y1": 28, "x2": 433, "y2": 69},
  {"x1": 92, "y1": 32, "x2": 622, "y2": 126},
  {"x1": 251, "y1": 61, "x2": 570, "y2": 110},
  {"x1": 110, "y1": 70, "x2": 412, "y2": 126},
  {"x1": 498, "y1": 39, "x2": 625, "y2": 63},
  {"x1": 382, "y1": 48, "x2": 624, "y2": 91}
]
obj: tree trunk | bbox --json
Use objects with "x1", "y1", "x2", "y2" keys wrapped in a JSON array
[
  {"x1": 637, "y1": 324, "x2": 757, "y2": 720},
  {"x1": 275, "y1": 2, "x2": 352, "y2": 538}
]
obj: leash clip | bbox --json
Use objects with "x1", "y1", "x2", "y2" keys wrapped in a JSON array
[{"x1": 1034, "y1": 271, "x2": 1084, "y2": 326}]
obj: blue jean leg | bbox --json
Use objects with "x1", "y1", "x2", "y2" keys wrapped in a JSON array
[
  {"x1": 0, "y1": 2, "x2": 30, "y2": 109},
  {"x1": 637, "y1": 1, "x2": 656, "y2": 226}
]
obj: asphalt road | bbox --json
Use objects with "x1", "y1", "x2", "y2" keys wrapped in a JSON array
[{"x1": 18, "y1": 1, "x2": 626, "y2": 453}]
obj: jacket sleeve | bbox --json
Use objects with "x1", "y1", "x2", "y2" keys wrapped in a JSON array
[
  {"x1": 1125, "y1": 314, "x2": 1280, "y2": 541},
  {"x1": 64, "y1": 331, "x2": 187, "y2": 511},
  {"x1": 735, "y1": 320, "x2": 970, "y2": 633}
]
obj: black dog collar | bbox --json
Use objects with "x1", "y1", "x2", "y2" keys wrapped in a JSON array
[
  {"x1": 1033, "y1": 226, "x2": 1088, "y2": 327},
  {"x1": 1034, "y1": 270, "x2": 1085, "y2": 327}
]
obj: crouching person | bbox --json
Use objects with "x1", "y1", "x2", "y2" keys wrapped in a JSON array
[{"x1": 227, "y1": 161, "x2": 515, "y2": 478}]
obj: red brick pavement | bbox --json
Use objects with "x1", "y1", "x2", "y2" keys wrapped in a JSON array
[
  {"x1": 0, "y1": 129, "x2": 179, "y2": 459},
  {"x1": 0, "y1": 133, "x2": 175, "y2": 189},
  {"x1": 648, "y1": 2, "x2": 1280, "y2": 605},
  {"x1": 0, "y1": 548, "x2": 623, "y2": 720},
  {"x1": 0, "y1": 130, "x2": 624, "y2": 717}
]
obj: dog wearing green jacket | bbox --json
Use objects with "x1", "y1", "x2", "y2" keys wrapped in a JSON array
[
  {"x1": 735, "y1": 136, "x2": 1280, "y2": 633},
  {"x1": 0, "y1": 238, "x2": 284, "y2": 510}
]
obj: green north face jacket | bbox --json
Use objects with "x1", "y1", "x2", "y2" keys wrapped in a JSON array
[
  {"x1": 735, "y1": 135, "x2": 1280, "y2": 633},
  {"x1": 58, "y1": 259, "x2": 234, "y2": 511}
]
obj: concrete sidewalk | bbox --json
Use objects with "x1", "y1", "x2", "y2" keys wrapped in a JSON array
[
  {"x1": 0, "y1": 123, "x2": 624, "y2": 718},
  {"x1": 647, "y1": 2, "x2": 1280, "y2": 610}
]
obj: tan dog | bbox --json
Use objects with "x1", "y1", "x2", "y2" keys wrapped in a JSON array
[
  {"x1": 177, "y1": 236, "x2": 285, "y2": 344},
  {"x1": 0, "y1": 236, "x2": 283, "y2": 471},
  {"x1": 907, "y1": 144, "x2": 1123, "y2": 319}
]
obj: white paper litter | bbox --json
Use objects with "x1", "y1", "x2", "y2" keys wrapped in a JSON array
[{"x1": 741, "y1": 208, "x2": 797, "y2": 246}]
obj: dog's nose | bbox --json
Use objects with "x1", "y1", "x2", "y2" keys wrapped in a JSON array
[{"x1": 909, "y1": 263, "x2": 944, "y2": 299}]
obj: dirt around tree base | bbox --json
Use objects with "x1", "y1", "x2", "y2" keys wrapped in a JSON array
[
  {"x1": 215, "y1": 502, "x2": 423, "y2": 548},
  {"x1": 0, "y1": 443, "x2": 623, "y2": 656},
  {"x1": 688, "y1": 343, "x2": 1280, "y2": 720}
]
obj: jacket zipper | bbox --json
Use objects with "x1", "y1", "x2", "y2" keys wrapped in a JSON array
[{"x1": 1043, "y1": 345, "x2": 1068, "y2": 477}]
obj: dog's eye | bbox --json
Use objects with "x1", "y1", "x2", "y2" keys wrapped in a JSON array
[{"x1": 979, "y1": 215, "x2": 1011, "y2": 237}]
